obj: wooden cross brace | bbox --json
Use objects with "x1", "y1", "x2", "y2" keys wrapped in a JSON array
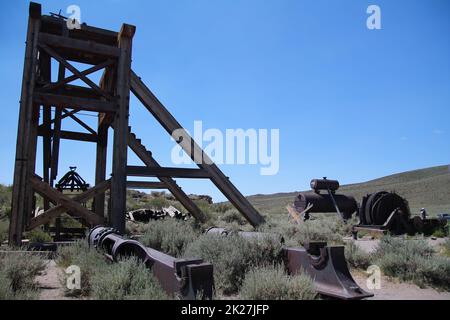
[{"x1": 28, "y1": 176, "x2": 108, "y2": 229}]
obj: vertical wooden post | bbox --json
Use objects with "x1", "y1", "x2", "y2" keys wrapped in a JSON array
[
  {"x1": 94, "y1": 68, "x2": 113, "y2": 219},
  {"x1": 51, "y1": 25, "x2": 68, "y2": 240},
  {"x1": 40, "y1": 52, "x2": 52, "y2": 213},
  {"x1": 110, "y1": 24, "x2": 135, "y2": 232},
  {"x1": 25, "y1": 103, "x2": 40, "y2": 227},
  {"x1": 9, "y1": 2, "x2": 42, "y2": 245}
]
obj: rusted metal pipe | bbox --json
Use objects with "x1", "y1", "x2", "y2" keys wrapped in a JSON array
[{"x1": 88, "y1": 226, "x2": 214, "y2": 299}]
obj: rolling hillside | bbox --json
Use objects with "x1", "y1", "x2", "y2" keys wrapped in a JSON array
[{"x1": 247, "y1": 165, "x2": 450, "y2": 217}]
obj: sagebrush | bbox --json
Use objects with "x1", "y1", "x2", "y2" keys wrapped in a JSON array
[
  {"x1": 373, "y1": 236, "x2": 450, "y2": 290},
  {"x1": 240, "y1": 264, "x2": 317, "y2": 300},
  {"x1": 0, "y1": 252, "x2": 46, "y2": 299},
  {"x1": 184, "y1": 233, "x2": 283, "y2": 294}
]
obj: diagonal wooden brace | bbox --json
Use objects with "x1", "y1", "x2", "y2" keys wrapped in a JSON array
[
  {"x1": 40, "y1": 59, "x2": 115, "y2": 92},
  {"x1": 29, "y1": 176, "x2": 104, "y2": 228},
  {"x1": 38, "y1": 43, "x2": 113, "y2": 100}
]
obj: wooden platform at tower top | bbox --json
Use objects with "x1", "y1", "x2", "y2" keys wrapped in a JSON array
[{"x1": 8, "y1": 2, "x2": 265, "y2": 245}]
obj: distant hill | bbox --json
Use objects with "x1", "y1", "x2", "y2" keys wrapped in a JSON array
[{"x1": 247, "y1": 165, "x2": 450, "y2": 217}]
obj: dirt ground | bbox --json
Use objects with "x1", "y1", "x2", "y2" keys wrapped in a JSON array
[
  {"x1": 35, "y1": 260, "x2": 72, "y2": 300},
  {"x1": 352, "y1": 272, "x2": 450, "y2": 300}
]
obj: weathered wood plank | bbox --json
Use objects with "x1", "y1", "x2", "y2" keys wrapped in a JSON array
[
  {"x1": 38, "y1": 128, "x2": 98, "y2": 143},
  {"x1": 38, "y1": 32, "x2": 120, "y2": 59},
  {"x1": 40, "y1": 15, "x2": 118, "y2": 46},
  {"x1": 110, "y1": 24, "x2": 135, "y2": 233},
  {"x1": 33, "y1": 92, "x2": 116, "y2": 113},
  {"x1": 126, "y1": 166, "x2": 210, "y2": 179},
  {"x1": 126, "y1": 181, "x2": 168, "y2": 189},
  {"x1": 9, "y1": 2, "x2": 42, "y2": 245},
  {"x1": 94, "y1": 66, "x2": 114, "y2": 218}
]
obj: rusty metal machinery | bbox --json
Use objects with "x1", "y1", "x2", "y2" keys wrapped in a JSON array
[
  {"x1": 354, "y1": 191, "x2": 447, "y2": 236},
  {"x1": 283, "y1": 242, "x2": 372, "y2": 300},
  {"x1": 88, "y1": 226, "x2": 214, "y2": 300},
  {"x1": 206, "y1": 227, "x2": 373, "y2": 300},
  {"x1": 310, "y1": 178, "x2": 340, "y2": 193},
  {"x1": 359, "y1": 191, "x2": 410, "y2": 226},
  {"x1": 294, "y1": 178, "x2": 357, "y2": 221}
]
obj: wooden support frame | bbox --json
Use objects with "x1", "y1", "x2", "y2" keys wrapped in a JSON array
[
  {"x1": 38, "y1": 43, "x2": 113, "y2": 100},
  {"x1": 40, "y1": 59, "x2": 114, "y2": 92},
  {"x1": 11, "y1": 2, "x2": 265, "y2": 244}
]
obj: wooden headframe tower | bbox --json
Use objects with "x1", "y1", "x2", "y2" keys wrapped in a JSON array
[{"x1": 9, "y1": 2, "x2": 264, "y2": 245}]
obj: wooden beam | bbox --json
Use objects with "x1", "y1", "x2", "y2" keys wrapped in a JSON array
[
  {"x1": 38, "y1": 128, "x2": 98, "y2": 142},
  {"x1": 64, "y1": 109, "x2": 97, "y2": 135},
  {"x1": 29, "y1": 176, "x2": 104, "y2": 227},
  {"x1": 38, "y1": 109, "x2": 78, "y2": 130},
  {"x1": 49, "y1": 42, "x2": 67, "y2": 185},
  {"x1": 9, "y1": 2, "x2": 42, "y2": 245},
  {"x1": 33, "y1": 92, "x2": 117, "y2": 113},
  {"x1": 126, "y1": 166, "x2": 210, "y2": 179},
  {"x1": 38, "y1": 33, "x2": 120, "y2": 59},
  {"x1": 28, "y1": 179, "x2": 110, "y2": 229},
  {"x1": 110, "y1": 24, "x2": 135, "y2": 233},
  {"x1": 40, "y1": 15, "x2": 118, "y2": 46},
  {"x1": 126, "y1": 181, "x2": 168, "y2": 189},
  {"x1": 40, "y1": 51, "x2": 52, "y2": 212},
  {"x1": 94, "y1": 66, "x2": 114, "y2": 218}
]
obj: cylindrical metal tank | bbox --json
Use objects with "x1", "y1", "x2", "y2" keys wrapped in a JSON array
[
  {"x1": 294, "y1": 192, "x2": 357, "y2": 218},
  {"x1": 310, "y1": 178, "x2": 340, "y2": 193}
]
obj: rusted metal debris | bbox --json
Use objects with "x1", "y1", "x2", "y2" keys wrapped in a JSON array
[
  {"x1": 205, "y1": 227, "x2": 372, "y2": 300},
  {"x1": 294, "y1": 178, "x2": 357, "y2": 221},
  {"x1": 126, "y1": 206, "x2": 188, "y2": 222},
  {"x1": 88, "y1": 226, "x2": 214, "y2": 299},
  {"x1": 206, "y1": 227, "x2": 285, "y2": 243}
]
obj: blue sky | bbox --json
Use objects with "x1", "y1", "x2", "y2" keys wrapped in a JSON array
[{"x1": 0, "y1": 0, "x2": 449, "y2": 202}]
